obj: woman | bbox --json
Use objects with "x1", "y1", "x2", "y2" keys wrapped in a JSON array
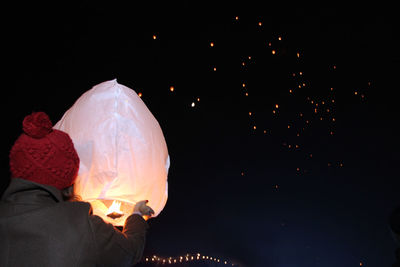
[{"x1": 0, "y1": 111, "x2": 154, "y2": 266}]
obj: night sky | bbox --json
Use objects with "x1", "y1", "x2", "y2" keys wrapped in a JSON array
[{"x1": 2, "y1": 3, "x2": 400, "y2": 267}]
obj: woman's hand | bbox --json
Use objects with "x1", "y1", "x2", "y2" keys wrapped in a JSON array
[{"x1": 133, "y1": 200, "x2": 155, "y2": 220}]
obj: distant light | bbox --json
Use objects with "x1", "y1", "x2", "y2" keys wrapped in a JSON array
[
  {"x1": 152, "y1": 35, "x2": 157, "y2": 40},
  {"x1": 289, "y1": 89, "x2": 293, "y2": 93},
  {"x1": 210, "y1": 42, "x2": 214, "y2": 47},
  {"x1": 268, "y1": 42, "x2": 272, "y2": 47},
  {"x1": 235, "y1": 16, "x2": 239, "y2": 20},
  {"x1": 242, "y1": 83, "x2": 246, "y2": 87},
  {"x1": 138, "y1": 92, "x2": 143, "y2": 97},
  {"x1": 253, "y1": 126, "x2": 256, "y2": 130},
  {"x1": 248, "y1": 56, "x2": 252, "y2": 60},
  {"x1": 296, "y1": 52, "x2": 300, "y2": 58},
  {"x1": 278, "y1": 36, "x2": 282, "y2": 41},
  {"x1": 275, "y1": 104, "x2": 279, "y2": 108},
  {"x1": 249, "y1": 112, "x2": 252, "y2": 116},
  {"x1": 354, "y1": 91, "x2": 358, "y2": 95},
  {"x1": 170, "y1": 86, "x2": 174, "y2": 92},
  {"x1": 197, "y1": 97, "x2": 200, "y2": 102},
  {"x1": 258, "y1": 22, "x2": 262, "y2": 26},
  {"x1": 191, "y1": 102, "x2": 195, "y2": 107},
  {"x1": 272, "y1": 50, "x2": 276, "y2": 55},
  {"x1": 213, "y1": 67, "x2": 217, "y2": 71},
  {"x1": 245, "y1": 92, "x2": 249, "y2": 96}
]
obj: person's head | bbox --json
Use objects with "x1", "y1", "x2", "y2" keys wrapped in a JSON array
[{"x1": 9, "y1": 111, "x2": 80, "y2": 191}]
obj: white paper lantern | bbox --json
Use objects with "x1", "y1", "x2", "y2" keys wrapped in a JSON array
[{"x1": 54, "y1": 79, "x2": 169, "y2": 226}]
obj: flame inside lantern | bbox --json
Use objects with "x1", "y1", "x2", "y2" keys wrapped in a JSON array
[{"x1": 106, "y1": 200, "x2": 124, "y2": 219}]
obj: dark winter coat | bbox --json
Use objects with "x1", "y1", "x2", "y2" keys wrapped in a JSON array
[{"x1": 0, "y1": 178, "x2": 148, "y2": 267}]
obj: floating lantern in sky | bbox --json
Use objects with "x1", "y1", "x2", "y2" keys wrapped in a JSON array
[{"x1": 54, "y1": 79, "x2": 170, "y2": 226}]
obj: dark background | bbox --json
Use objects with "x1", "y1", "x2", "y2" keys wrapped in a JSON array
[{"x1": 1, "y1": 3, "x2": 399, "y2": 267}]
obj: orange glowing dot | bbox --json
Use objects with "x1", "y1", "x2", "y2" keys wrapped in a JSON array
[
  {"x1": 296, "y1": 52, "x2": 300, "y2": 58},
  {"x1": 287, "y1": 125, "x2": 290, "y2": 129},
  {"x1": 249, "y1": 112, "x2": 252, "y2": 116},
  {"x1": 242, "y1": 62, "x2": 246, "y2": 66},
  {"x1": 272, "y1": 50, "x2": 276, "y2": 55},
  {"x1": 320, "y1": 117, "x2": 323, "y2": 120},
  {"x1": 340, "y1": 163, "x2": 344, "y2": 167},
  {"x1": 354, "y1": 91, "x2": 358, "y2": 95},
  {"x1": 170, "y1": 86, "x2": 174, "y2": 92},
  {"x1": 292, "y1": 73, "x2": 296, "y2": 77},
  {"x1": 306, "y1": 120, "x2": 309, "y2": 124},
  {"x1": 299, "y1": 113, "x2": 303, "y2": 117},
  {"x1": 235, "y1": 16, "x2": 239, "y2": 20},
  {"x1": 264, "y1": 130, "x2": 267, "y2": 134},
  {"x1": 245, "y1": 92, "x2": 249, "y2": 96},
  {"x1": 138, "y1": 92, "x2": 142, "y2": 97},
  {"x1": 242, "y1": 83, "x2": 246, "y2": 87},
  {"x1": 278, "y1": 36, "x2": 282, "y2": 41},
  {"x1": 258, "y1": 22, "x2": 262, "y2": 26},
  {"x1": 302, "y1": 83, "x2": 306, "y2": 87},
  {"x1": 275, "y1": 104, "x2": 279, "y2": 108},
  {"x1": 332, "y1": 99, "x2": 335, "y2": 103},
  {"x1": 298, "y1": 85, "x2": 301, "y2": 88},
  {"x1": 253, "y1": 126, "x2": 256, "y2": 130},
  {"x1": 299, "y1": 72, "x2": 303, "y2": 75},
  {"x1": 272, "y1": 110, "x2": 276, "y2": 114},
  {"x1": 327, "y1": 108, "x2": 330, "y2": 112},
  {"x1": 315, "y1": 103, "x2": 319, "y2": 107},
  {"x1": 288, "y1": 145, "x2": 292, "y2": 148},
  {"x1": 311, "y1": 100, "x2": 314, "y2": 104},
  {"x1": 322, "y1": 101, "x2": 325, "y2": 105},
  {"x1": 289, "y1": 89, "x2": 293, "y2": 93},
  {"x1": 210, "y1": 42, "x2": 214, "y2": 47},
  {"x1": 296, "y1": 167, "x2": 300, "y2": 171},
  {"x1": 330, "y1": 87, "x2": 334, "y2": 91},
  {"x1": 248, "y1": 56, "x2": 251, "y2": 60},
  {"x1": 332, "y1": 118, "x2": 336, "y2": 122},
  {"x1": 153, "y1": 35, "x2": 157, "y2": 40},
  {"x1": 314, "y1": 108, "x2": 317, "y2": 113},
  {"x1": 295, "y1": 144, "x2": 299, "y2": 148},
  {"x1": 360, "y1": 262, "x2": 363, "y2": 266},
  {"x1": 197, "y1": 97, "x2": 200, "y2": 102},
  {"x1": 333, "y1": 65, "x2": 337, "y2": 69},
  {"x1": 213, "y1": 67, "x2": 217, "y2": 71}
]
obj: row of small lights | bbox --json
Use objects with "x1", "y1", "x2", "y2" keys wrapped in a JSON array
[{"x1": 144, "y1": 253, "x2": 236, "y2": 266}]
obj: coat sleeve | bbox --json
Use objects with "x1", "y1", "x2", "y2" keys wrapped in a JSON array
[{"x1": 88, "y1": 213, "x2": 149, "y2": 266}]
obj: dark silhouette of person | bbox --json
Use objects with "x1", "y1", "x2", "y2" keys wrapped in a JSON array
[{"x1": 390, "y1": 206, "x2": 400, "y2": 267}]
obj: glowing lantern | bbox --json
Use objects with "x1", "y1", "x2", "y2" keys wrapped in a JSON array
[{"x1": 54, "y1": 79, "x2": 170, "y2": 226}]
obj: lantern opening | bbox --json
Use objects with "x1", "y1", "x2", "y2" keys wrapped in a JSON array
[{"x1": 106, "y1": 200, "x2": 124, "y2": 219}]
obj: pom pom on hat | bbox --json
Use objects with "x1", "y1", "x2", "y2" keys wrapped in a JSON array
[
  {"x1": 22, "y1": 112, "x2": 53, "y2": 138},
  {"x1": 9, "y1": 111, "x2": 80, "y2": 190}
]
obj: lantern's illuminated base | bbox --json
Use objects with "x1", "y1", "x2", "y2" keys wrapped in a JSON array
[{"x1": 89, "y1": 199, "x2": 135, "y2": 226}]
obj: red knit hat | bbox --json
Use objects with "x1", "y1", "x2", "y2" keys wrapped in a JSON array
[{"x1": 9, "y1": 112, "x2": 80, "y2": 190}]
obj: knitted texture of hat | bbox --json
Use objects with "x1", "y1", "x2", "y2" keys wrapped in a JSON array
[{"x1": 9, "y1": 112, "x2": 80, "y2": 190}]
